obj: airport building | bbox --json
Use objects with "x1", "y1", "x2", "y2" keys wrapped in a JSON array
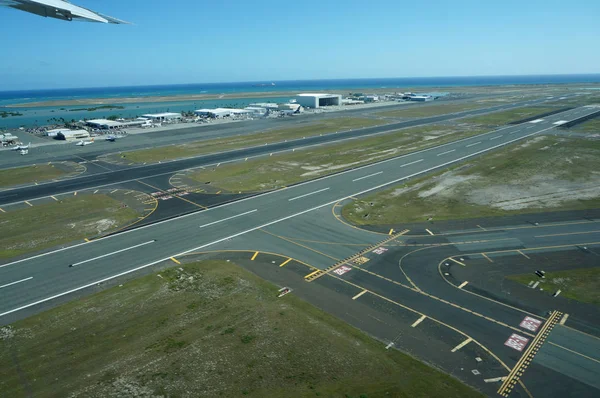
[
  {"x1": 294, "y1": 93, "x2": 342, "y2": 108},
  {"x1": 278, "y1": 103, "x2": 303, "y2": 112},
  {"x1": 86, "y1": 119, "x2": 124, "y2": 129},
  {"x1": 141, "y1": 112, "x2": 182, "y2": 122},
  {"x1": 195, "y1": 108, "x2": 232, "y2": 118},
  {"x1": 57, "y1": 130, "x2": 90, "y2": 140},
  {"x1": 46, "y1": 128, "x2": 72, "y2": 137},
  {"x1": 248, "y1": 103, "x2": 279, "y2": 110}
]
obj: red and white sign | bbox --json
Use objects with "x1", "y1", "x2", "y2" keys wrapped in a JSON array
[
  {"x1": 372, "y1": 247, "x2": 388, "y2": 255},
  {"x1": 333, "y1": 265, "x2": 352, "y2": 276},
  {"x1": 520, "y1": 316, "x2": 542, "y2": 332},
  {"x1": 504, "y1": 333, "x2": 529, "y2": 352}
]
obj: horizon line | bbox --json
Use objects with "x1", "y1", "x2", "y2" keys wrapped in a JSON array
[{"x1": 2, "y1": 73, "x2": 600, "y2": 94}]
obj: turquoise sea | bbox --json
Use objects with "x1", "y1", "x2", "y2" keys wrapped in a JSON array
[{"x1": 1, "y1": 75, "x2": 599, "y2": 129}]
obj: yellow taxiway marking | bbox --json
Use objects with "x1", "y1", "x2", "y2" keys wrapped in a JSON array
[
  {"x1": 304, "y1": 269, "x2": 321, "y2": 279},
  {"x1": 216, "y1": 191, "x2": 222, "y2": 195},
  {"x1": 481, "y1": 253, "x2": 494, "y2": 263},
  {"x1": 84, "y1": 238, "x2": 90, "y2": 242},
  {"x1": 279, "y1": 258, "x2": 292, "y2": 267},
  {"x1": 250, "y1": 251, "x2": 259, "y2": 261},
  {"x1": 425, "y1": 228, "x2": 434, "y2": 236},
  {"x1": 451, "y1": 337, "x2": 472, "y2": 352},
  {"x1": 0, "y1": 207, "x2": 5, "y2": 213},
  {"x1": 34, "y1": 182, "x2": 38, "y2": 186},
  {"x1": 137, "y1": 180, "x2": 207, "y2": 209},
  {"x1": 352, "y1": 289, "x2": 368, "y2": 300},
  {"x1": 449, "y1": 257, "x2": 466, "y2": 266},
  {"x1": 51, "y1": 195, "x2": 59, "y2": 201},
  {"x1": 388, "y1": 228, "x2": 395, "y2": 235},
  {"x1": 411, "y1": 315, "x2": 426, "y2": 328},
  {"x1": 25, "y1": 201, "x2": 33, "y2": 207},
  {"x1": 498, "y1": 310, "x2": 561, "y2": 397},
  {"x1": 458, "y1": 281, "x2": 469, "y2": 289},
  {"x1": 559, "y1": 313, "x2": 569, "y2": 325},
  {"x1": 144, "y1": 208, "x2": 154, "y2": 211},
  {"x1": 535, "y1": 230, "x2": 600, "y2": 238},
  {"x1": 170, "y1": 257, "x2": 181, "y2": 265},
  {"x1": 74, "y1": 191, "x2": 77, "y2": 196},
  {"x1": 517, "y1": 250, "x2": 531, "y2": 259}
]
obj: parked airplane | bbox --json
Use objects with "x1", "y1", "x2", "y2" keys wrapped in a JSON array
[
  {"x1": 105, "y1": 135, "x2": 124, "y2": 142},
  {"x1": 12, "y1": 142, "x2": 30, "y2": 150},
  {"x1": 75, "y1": 139, "x2": 94, "y2": 146},
  {"x1": 0, "y1": 0, "x2": 130, "y2": 24}
]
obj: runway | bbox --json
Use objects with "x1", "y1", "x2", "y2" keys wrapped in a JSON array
[
  {"x1": 1, "y1": 106, "x2": 599, "y2": 397},
  {"x1": 0, "y1": 95, "x2": 580, "y2": 206}
]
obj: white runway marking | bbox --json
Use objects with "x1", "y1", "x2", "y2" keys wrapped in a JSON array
[
  {"x1": 0, "y1": 277, "x2": 33, "y2": 289},
  {"x1": 288, "y1": 187, "x2": 330, "y2": 201},
  {"x1": 352, "y1": 171, "x2": 383, "y2": 182},
  {"x1": 199, "y1": 209, "x2": 257, "y2": 228},
  {"x1": 70, "y1": 240, "x2": 156, "y2": 267},
  {"x1": 437, "y1": 149, "x2": 456, "y2": 156},
  {"x1": 0, "y1": 123, "x2": 560, "y2": 318},
  {"x1": 529, "y1": 119, "x2": 544, "y2": 123},
  {"x1": 411, "y1": 315, "x2": 426, "y2": 327},
  {"x1": 490, "y1": 135, "x2": 503, "y2": 140},
  {"x1": 466, "y1": 141, "x2": 481, "y2": 148},
  {"x1": 400, "y1": 159, "x2": 423, "y2": 167}
]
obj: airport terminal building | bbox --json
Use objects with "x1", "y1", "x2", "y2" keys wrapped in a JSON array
[{"x1": 294, "y1": 93, "x2": 342, "y2": 108}]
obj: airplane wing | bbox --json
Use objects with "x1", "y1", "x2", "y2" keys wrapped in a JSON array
[{"x1": 1, "y1": 0, "x2": 130, "y2": 24}]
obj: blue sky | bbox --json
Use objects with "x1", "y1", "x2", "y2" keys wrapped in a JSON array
[{"x1": 1, "y1": 0, "x2": 599, "y2": 90}]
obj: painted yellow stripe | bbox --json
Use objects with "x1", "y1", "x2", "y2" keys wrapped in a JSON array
[
  {"x1": 279, "y1": 258, "x2": 292, "y2": 267},
  {"x1": 388, "y1": 228, "x2": 394, "y2": 235},
  {"x1": 458, "y1": 281, "x2": 469, "y2": 289},
  {"x1": 517, "y1": 250, "x2": 530, "y2": 259},
  {"x1": 451, "y1": 337, "x2": 472, "y2": 352},
  {"x1": 482, "y1": 253, "x2": 493, "y2": 263},
  {"x1": 411, "y1": 315, "x2": 426, "y2": 327},
  {"x1": 51, "y1": 195, "x2": 59, "y2": 201},
  {"x1": 216, "y1": 191, "x2": 222, "y2": 195},
  {"x1": 425, "y1": 228, "x2": 434, "y2": 236},
  {"x1": 449, "y1": 257, "x2": 466, "y2": 266},
  {"x1": 84, "y1": 238, "x2": 90, "y2": 242},
  {"x1": 559, "y1": 313, "x2": 569, "y2": 325},
  {"x1": 352, "y1": 289, "x2": 368, "y2": 300},
  {"x1": 25, "y1": 201, "x2": 33, "y2": 207},
  {"x1": 170, "y1": 257, "x2": 181, "y2": 265},
  {"x1": 304, "y1": 269, "x2": 321, "y2": 279},
  {"x1": 74, "y1": 191, "x2": 77, "y2": 196},
  {"x1": 250, "y1": 251, "x2": 259, "y2": 261},
  {"x1": 0, "y1": 207, "x2": 5, "y2": 213}
]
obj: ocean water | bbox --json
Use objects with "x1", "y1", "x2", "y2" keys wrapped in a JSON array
[{"x1": 1, "y1": 75, "x2": 600, "y2": 129}]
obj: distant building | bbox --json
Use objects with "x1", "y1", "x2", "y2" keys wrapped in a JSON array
[
  {"x1": 57, "y1": 130, "x2": 90, "y2": 140},
  {"x1": 46, "y1": 128, "x2": 72, "y2": 137},
  {"x1": 278, "y1": 103, "x2": 303, "y2": 112},
  {"x1": 294, "y1": 93, "x2": 342, "y2": 108},
  {"x1": 249, "y1": 103, "x2": 279, "y2": 110},
  {"x1": 363, "y1": 95, "x2": 379, "y2": 102},
  {"x1": 86, "y1": 119, "x2": 123, "y2": 129},
  {"x1": 409, "y1": 95, "x2": 433, "y2": 102},
  {"x1": 195, "y1": 108, "x2": 232, "y2": 118},
  {"x1": 141, "y1": 113, "x2": 182, "y2": 122},
  {"x1": 244, "y1": 106, "x2": 268, "y2": 116}
]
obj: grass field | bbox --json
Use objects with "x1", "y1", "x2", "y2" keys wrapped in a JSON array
[
  {"x1": 573, "y1": 117, "x2": 600, "y2": 133},
  {"x1": 0, "y1": 259, "x2": 482, "y2": 398},
  {"x1": 0, "y1": 164, "x2": 67, "y2": 188},
  {"x1": 342, "y1": 136, "x2": 600, "y2": 225},
  {"x1": 0, "y1": 195, "x2": 139, "y2": 259},
  {"x1": 507, "y1": 268, "x2": 600, "y2": 305},
  {"x1": 377, "y1": 102, "x2": 486, "y2": 118},
  {"x1": 118, "y1": 117, "x2": 385, "y2": 163},
  {"x1": 461, "y1": 106, "x2": 558, "y2": 126},
  {"x1": 186, "y1": 124, "x2": 484, "y2": 192}
]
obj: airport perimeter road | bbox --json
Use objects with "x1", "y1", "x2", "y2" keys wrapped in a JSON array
[
  {"x1": 0, "y1": 94, "x2": 562, "y2": 169},
  {"x1": 0, "y1": 96, "x2": 581, "y2": 205},
  {"x1": 0, "y1": 107, "x2": 597, "y2": 322}
]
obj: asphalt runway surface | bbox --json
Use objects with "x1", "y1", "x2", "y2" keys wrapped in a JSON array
[
  {"x1": 0, "y1": 95, "x2": 582, "y2": 207},
  {"x1": 2, "y1": 105, "x2": 600, "y2": 397}
]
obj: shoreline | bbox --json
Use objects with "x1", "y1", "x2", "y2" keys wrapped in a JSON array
[{"x1": 3, "y1": 82, "x2": 598, "y2": 109}]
